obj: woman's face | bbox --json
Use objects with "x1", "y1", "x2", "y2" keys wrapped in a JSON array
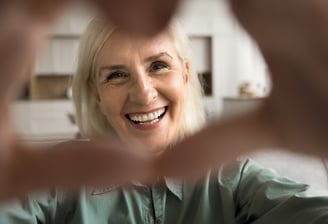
[{"x1": 95, "y1": 30, "x2": 189, "y2": 152}]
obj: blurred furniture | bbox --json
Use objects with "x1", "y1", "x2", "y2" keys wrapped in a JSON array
[{"x1": 10, "y1": 100, "x2": 78, "y2": 142}]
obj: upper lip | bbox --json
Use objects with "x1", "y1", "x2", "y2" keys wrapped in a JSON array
[{"x1": 125, "y1": 106, "x2": 167, "y2": 116}]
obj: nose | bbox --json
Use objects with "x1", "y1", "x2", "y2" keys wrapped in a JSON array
[{"x1": 129, "y1": 72, "x2": 157, "y2": 105}]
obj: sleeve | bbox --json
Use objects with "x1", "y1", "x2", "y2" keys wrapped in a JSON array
[
  {"x1": 0, "y1": 191, "x2": 60, "y2": 224},
  {"x1": 234, "y1": 159, "x2": 328, "y2": 224}
]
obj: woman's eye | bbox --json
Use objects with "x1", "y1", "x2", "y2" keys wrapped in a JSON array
[
  {"x1": 106, "y1": 71, "x2": 128, "y2": 83},
  {"x1": 150, "y1": 61, "x2": 168, "y2": 72}
]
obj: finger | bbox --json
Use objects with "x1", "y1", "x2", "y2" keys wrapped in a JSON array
[
  {"x1": 0, "y1": 5, "x2": 54, "y2": 102},
  {"x1": 230, "y1": 0, "x2": 328, "y2": 154},
  {"x1": 263, "y1": 55, "x2": 328, "y2": 156},
  {"x1": 94, "y1": 0, "x2": 180, "y2": 36},
  {"x1": 156, "y1": 103, "x2": 281, "y2": 179},
  {"x1": 22, "y1": 0, "x2": 72, "y2": 24},
  {"x1": 1, "y1": 139, "x2": 153, "y2": 201}
]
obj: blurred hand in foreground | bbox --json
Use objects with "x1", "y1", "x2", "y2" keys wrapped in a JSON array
[
  {"x1": 0, "y1": 0, "x2": 171, "y2": 202},
  {"x1": 1, "y1": 0, "x2": 328, "y2": 201},
  {"x1": 157, "y1": 0, "x2": 328, "y2": 178}
]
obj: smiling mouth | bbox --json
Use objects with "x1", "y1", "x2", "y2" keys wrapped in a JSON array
[{"x1": 126, "y1": 106, "x2": 168, "y2": 125}]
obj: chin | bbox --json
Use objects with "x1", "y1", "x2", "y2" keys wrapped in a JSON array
[
  {"x1": 143, "y1": 142, "x2": 170, "y2": 155},
  {"x1": 150, "y1": 146, "x2": 167, "y2": 156}
]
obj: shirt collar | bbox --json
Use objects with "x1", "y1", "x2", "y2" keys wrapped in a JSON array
[
  {"x1": 164, "y1": 177, "x2": 183, "y2": 200},
  {"x1": 89, "y1": 178, "x2": 183, "y2": 200},
  {"x1": 132, "y1": 178, "x2": 183, "y2": 200}
]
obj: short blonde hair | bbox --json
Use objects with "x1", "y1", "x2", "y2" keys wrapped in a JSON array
[{"x1": 72, "y1": 17, "x2": 205, "y2": 140}]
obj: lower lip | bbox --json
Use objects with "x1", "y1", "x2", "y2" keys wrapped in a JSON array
[{"x1": 128, "y1": 113, "x2": 166, "y2": 131}]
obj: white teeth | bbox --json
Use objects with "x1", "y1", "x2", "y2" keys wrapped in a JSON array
[{"x1": 129, "y1": 108, "x2": 166, "y2": 123}]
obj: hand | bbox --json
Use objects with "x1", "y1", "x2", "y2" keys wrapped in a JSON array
[
  {"x1": 231, "y1": 0, "x2": 328, "y2": 153},
  {"x1": 94, "y1": 0, "x2": 178, "y2": 35},
  {"x1": 1, "y1": 139, "x2": 153, "y2": 202},
  {"x1": 21, "y1": 0, "x2": 178, "y2": 36},
  {"x1": 0, "y1": 4, "x2": 50, "y2": 201},
  {"x1": 2, "y1": 0, "x2": 328, "y2": 200},
  {"x1": 0, "y1": 0, "x2": 169, "y2": 202},
  {"x1": 156, "y1": 0, "x2": 328, "y2": 178}
]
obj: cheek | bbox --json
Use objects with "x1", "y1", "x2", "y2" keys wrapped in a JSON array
[
  {"x1": 164, "y1": 73, "x2": 187, "y2": 104},
  {"x1": 98, "y1": 87, "x2": 125, "y2": 121}
]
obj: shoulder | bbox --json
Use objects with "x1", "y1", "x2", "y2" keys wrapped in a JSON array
[
  {"x1": 0, "y1": 190, "x2": 66, "y2": 223},
  {"x1": 209, "y1": 158, "x2": 312, "y2": 195}
]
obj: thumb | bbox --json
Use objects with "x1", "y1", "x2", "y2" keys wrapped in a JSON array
[
  {"x1": 95, "y1": 0, "x2": 180, "y2": 36},
  {"x1": 156, "y1": 103, "x2": 280, "y2": 179}
]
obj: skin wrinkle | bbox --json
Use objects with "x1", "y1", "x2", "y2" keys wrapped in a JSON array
[{"x1": 94, "y1": 29, "x2": 189, "y2": 153}]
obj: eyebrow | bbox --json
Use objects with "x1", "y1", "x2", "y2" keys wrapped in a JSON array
[
  {"x1": 99, "y1": 65, "x2": 126, "y2": 73},
  {"x1": 97, "y1": 52, "x2": 173, "y2": 77},
  {"x1": 144, "y1": 52, "x2": 173, "y2": 62}
]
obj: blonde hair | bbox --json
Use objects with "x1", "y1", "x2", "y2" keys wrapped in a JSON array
[{"x1": 72, "y1": 17, "x2": 205, "y2": 140}]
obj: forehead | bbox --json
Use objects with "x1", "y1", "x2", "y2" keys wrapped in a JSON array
[{"x1": 97, "y1": 29, "x2": 177, "y2": 64}]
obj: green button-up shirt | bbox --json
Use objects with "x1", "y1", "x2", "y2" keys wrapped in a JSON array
[{"x1": 1, "y1": 159, "x2": 328, "y2": 223}]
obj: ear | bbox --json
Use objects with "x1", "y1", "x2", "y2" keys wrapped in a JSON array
[{"x1": 183, "y1": 60, "x2": 190, "y2": 84}]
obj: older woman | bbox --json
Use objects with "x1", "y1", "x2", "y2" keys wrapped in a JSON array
[
  {"x1": 73, "y1": 18, "x2": 205, "y2": 150},
  {"x1": 1, "y1": 17, "x2": 328, "y2": 224}
]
